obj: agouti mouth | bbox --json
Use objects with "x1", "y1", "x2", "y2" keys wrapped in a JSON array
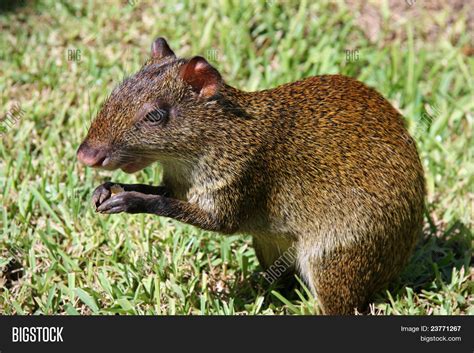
[
  {"x1": 77, "y1": 138, "x2": 157, "y2": 173},
  {"x1": 100, "y1": 157, "x2": 116, "y2": 170},
  {"x1": 120, "y1": 160, "x2": 154, "y2": 174}
]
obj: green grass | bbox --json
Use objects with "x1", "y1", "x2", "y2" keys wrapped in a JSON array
[{"x1": 0, "y1": 0, "x2": 472, "y2": 315}]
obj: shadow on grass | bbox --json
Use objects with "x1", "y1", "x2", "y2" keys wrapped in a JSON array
[
  {"x1": 0, "y1": 0, "x2": 28, "y2": 13},
  {"x1": 210, "y1": 272, "x2": 304, "y2": 314},
  {"x1": 374, "y1": 216, "x2": 472, "y2": 312}
]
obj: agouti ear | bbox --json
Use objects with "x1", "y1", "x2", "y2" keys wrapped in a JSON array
[
  {"x1": 179, "y1": 56, "x2": 222, "y2": 98},
  {"x1": 151, "y1": 37, "x2": 176, "y2": 61}
]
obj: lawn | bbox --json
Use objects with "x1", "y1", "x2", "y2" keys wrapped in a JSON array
[{"x1": 0, "y1": 0, "x2": 472, "y2": 315}]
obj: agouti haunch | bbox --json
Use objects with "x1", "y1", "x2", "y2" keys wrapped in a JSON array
[{"x1": 77, "y1": 37, "x2": 425, "y2": 315}]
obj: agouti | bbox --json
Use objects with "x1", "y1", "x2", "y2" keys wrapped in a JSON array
[{"x1": 77, "y1": 37, "x2": 425, "y2": 315}]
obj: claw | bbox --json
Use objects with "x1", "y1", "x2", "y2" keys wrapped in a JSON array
[
  {"x1": 97, "y1": 194, "x2": 126, "y2": 213},
  {"x1": 92, "y1": 181, "x2": 114, "y2": 209},
  {"x1": 98, "y1": 190, "x2": 110, "y2": 205}
]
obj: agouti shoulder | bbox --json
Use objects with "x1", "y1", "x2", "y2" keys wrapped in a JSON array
[{"x1": 77, "y1": 38, "x2": 425, "y2": 315}]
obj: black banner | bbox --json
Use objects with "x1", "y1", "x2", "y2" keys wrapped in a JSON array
[{"x1": 0, "y1": 316, "x2": 472, "y2": 352}]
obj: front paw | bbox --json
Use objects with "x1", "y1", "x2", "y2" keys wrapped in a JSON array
[
  {"x1": 92, "y1": 182, "x2": 124, "y2": 209},
  {"x1": 96, "y1": 191, "x2": 156, "y2": 214},
  {"x1": 92, "y1": 181, "x2": 113, "y2": 208}
]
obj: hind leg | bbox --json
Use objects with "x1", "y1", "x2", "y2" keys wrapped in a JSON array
[{"x1": 297, "y1": 240, "x2": 392, "y2": 315}]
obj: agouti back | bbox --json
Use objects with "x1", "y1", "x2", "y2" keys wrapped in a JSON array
[{"x1": 77, "y1": 38, "x2": 425, "y2": 314}]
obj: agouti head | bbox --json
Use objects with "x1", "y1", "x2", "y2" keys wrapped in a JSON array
[{"x1": 77, "y1": 37, "x2": 227, "y2": 173}]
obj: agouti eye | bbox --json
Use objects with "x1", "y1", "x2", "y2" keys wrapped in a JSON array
[{"x1": 143, "y1": 108, "x2": 168, "y2": 125}]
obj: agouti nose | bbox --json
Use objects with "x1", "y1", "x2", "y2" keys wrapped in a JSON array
[{"x1": 76, "y1": 142, "x2": 108, "y2": 168}]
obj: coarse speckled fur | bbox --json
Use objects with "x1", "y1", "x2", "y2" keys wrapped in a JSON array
[{"x1": 79, "y1": 38, "x2": 425, "y2": 315}]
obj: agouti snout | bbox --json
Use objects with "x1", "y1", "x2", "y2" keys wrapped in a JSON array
[{"x1": 78, "y1": 37, "x2": 425, "y2": 314}]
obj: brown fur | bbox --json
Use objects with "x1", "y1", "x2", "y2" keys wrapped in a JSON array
[{"x1": 78, "y1": 38, "x2": 425, "y2": 314}]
